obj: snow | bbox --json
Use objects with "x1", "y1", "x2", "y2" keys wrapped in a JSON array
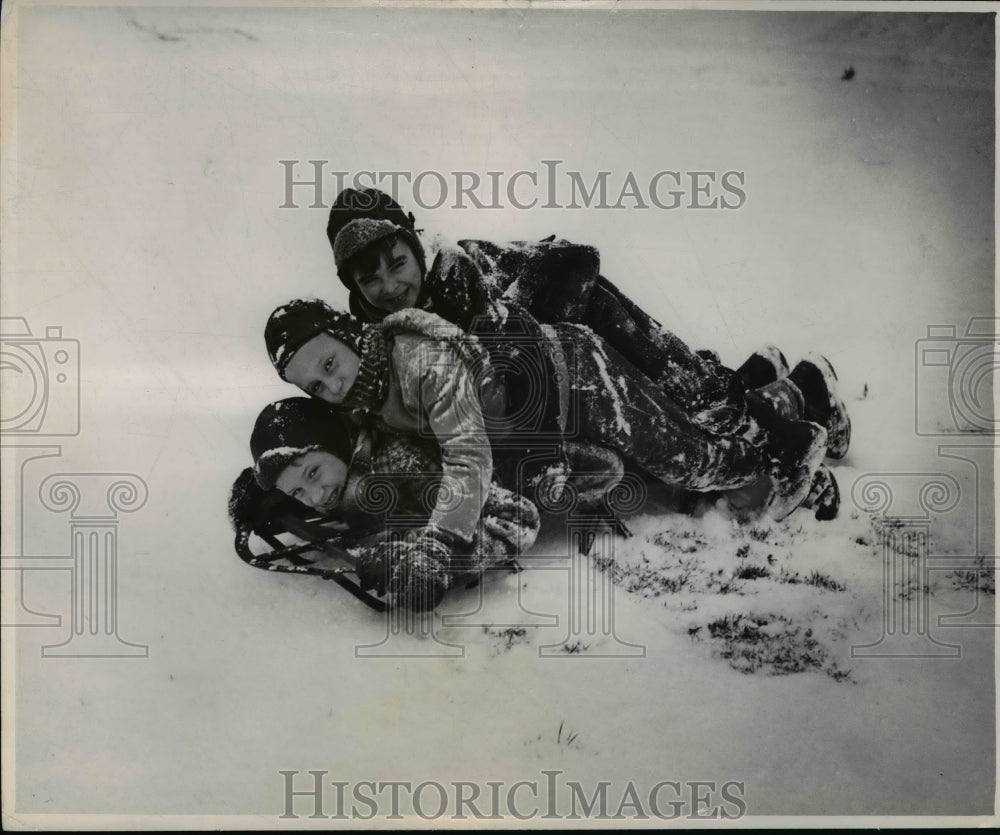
[
  {"x1": 588, "y1": 342, "x2": 634, "y2": 437},
  {"x1": 2, "y1": 4, "x2": 995, "y2": 826}
]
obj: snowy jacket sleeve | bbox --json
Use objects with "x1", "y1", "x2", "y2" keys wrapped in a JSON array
[
  {"x1": 389, "y1": 334, "x2": 493, "y2": 543},
  {"x1": 422, "y1": 246, "x2": 501, "y2": 332},
  {"x1": 457, "y1": 237, "x2": 601, "y2": 323}
]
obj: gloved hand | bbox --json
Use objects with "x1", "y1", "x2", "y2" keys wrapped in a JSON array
[
  {"x1": 352, "y1": 539, "x2": 393, "y2": 596},
  {"x1": 400, "y1": 523, "x2": 462, "y2": 549},
  {"x1": 390, "y1": 526, "x2": 460, "y2": 611},
  {"x1": 475, "y1": 486, "x2": 540, "y2": 566}
]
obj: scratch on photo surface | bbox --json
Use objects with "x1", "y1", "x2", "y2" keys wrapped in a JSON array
[
  {"x1": 684, "y1": 230, "x2": 736, "y2": 353},
  {"x1": 123, "y1": 11, "x2": 259, "y2": 43}
]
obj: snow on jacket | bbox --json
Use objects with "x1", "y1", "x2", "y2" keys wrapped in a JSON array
[
  {"x1": 338, "y1": 426, "x2": 540, "y2": 569},
  {"x1": 349, "y1": 243, "x2": 501, "y2": 332},
  {"x1": 346, "y1": 236, "x2": 601, "y2": 331},
  {"x1": 372, "y1": 309, "x2": 495, "y2": 543},
  {"x1": 348, "y1": 243, "x2": 566, "y2": 483},
  {"x1": 458, "y1": 236, "x2": 740, "y2": 429}
]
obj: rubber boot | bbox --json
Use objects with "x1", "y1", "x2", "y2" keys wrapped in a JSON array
[
  {"x1": 800, "y1": 465, "x2": 840, "y2": 521},
  {"x1": 736, "y1": 345, "x2": 791, "y2": 390},
  {"x1": 762, "y1": 420, "x2": 829, "y2": 521},
  {"x1": 788, "y1": 354, "x2": 851, "y2": 459},
  {"x1": 722, "y1": 418, "x2": 827, "y2": 521}
]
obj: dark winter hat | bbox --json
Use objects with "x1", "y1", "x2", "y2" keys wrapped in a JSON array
[
  {"x1": 332, "y1": 218, "x2": 427, "y2": 287},
  {"x1": 333, "y1": 218, "x2": 405, "y2": 270},
  {"x1": 326, "y1": 187, "x2": 426, "y2": 287},
  {"x1": 250, "y1": 397, "x2": 355, "y2": 491},
  {"x1": 265, "y1": 298, "x2": 365, "y2": 380},
  {"x1": 327, "y1": 187, "x2": 417, "y2": 247}
]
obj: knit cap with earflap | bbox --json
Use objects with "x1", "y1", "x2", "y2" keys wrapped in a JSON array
[
  {"x1": 326, "y1": 187, "x2": 426, "y2": 286},
  {"x1": 251, "y1": 397, "x2": 356, "y2": 491},
  {"x1": 265, "y1": 298, "x2": 365, "y2": 380}
]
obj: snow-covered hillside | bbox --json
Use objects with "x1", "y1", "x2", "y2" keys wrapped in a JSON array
[{"x1": 3, "y1": 5, "x2": 994, "y2": 825}]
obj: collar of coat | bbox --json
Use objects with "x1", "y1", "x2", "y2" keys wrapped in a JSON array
[{"x1": 341, "y1": 308, "x2": 492, "y2": 414}]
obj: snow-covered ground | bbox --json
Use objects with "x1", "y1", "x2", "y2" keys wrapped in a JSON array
[{"x1": 2, "y1": 4, "x2": 995, "y2": 825}]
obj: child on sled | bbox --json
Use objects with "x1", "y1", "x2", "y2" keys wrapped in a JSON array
[
  {"x1": 324, "y1": 186, "x2": 851, "y2": 461},
  {"x1": 261, "y1": 297, "x2": 836, "y2": 608},
  {"x1": 231, "y1": 397, "x2": 546, "y2": 611}
]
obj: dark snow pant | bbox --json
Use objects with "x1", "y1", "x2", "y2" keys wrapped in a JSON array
[
  {"x1": 460, "y1": 238, "x2": 748, "y2": 436},
  {"x1": 581, "y1": 276, "x2": 747, "y2": 434},
  {"x1": 554, "y1": 323, "x2": 768, "y2": 493}
]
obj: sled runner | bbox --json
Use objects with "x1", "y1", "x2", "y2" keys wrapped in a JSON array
[
  {"x1": 234, "y1": 511, "x2": 390, "y2": 611},
  {"x1": 228, "y1": 442, "x2": 646, "y2": 612},
  {"x1": 229, "y1": 467, "x2": 529, "y2": 612},
  {"x1": 229, "y1": 468, "x2": 394, "y2": 611}
]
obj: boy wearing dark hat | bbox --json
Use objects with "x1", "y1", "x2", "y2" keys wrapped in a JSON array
[
  {"x1": 326, "y1": 187, "x2": 851, "y2": 460},
  {"x1": 244, "y1": 397, "x2": 540, "y2": 611},
  {"x1": 264, "y1": 297, "x2": 835, "y2": 567}
]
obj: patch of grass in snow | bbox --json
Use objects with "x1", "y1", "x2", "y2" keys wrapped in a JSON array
[
  {"x1": 776, "y1": 567, "x2": 847, "y2": 592},
  {"x1": 951, "y1": 568, "x2": 995, "y2": 594},
  {"x1": 651, "y1": 529, "x2": 709, "y2": 553},
  {"x1": 483, "y1": 626, "x2": 530, "y2": 654},
  {"x1": 592, "y1": 554, "x2": 701, "y2": 596},
  {"x1": 897, "y1": 579, "x2": 933, "y2": 600},
  {"x1": 733, "y1": 563, "x2": 772, "y2": 581},
  {"x1": 950, "y1": 557, "x2": 995, "y2": 594},
  {"x1": 707, "y1": 613, "x2": 852, "y2": 682}
]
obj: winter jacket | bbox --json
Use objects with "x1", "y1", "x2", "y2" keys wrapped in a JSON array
[
  {"x1": 369, "y1": 309, "x2": 767, "y2": 521},
  {"x1": 347, "y1": 234, "x2": 740, "y2": 430},
  {"x1": 341, "y1": 427, "x2": 541, "y2": 569},
  {"x1": 458, "y1": 236, "x2": 602, "y2": 323},
  {"x1": 372, "y1": 311, "x2": 495, "y2": 542},
  {"x1": 460, "y1": 236, "x2": 746, "y2": 432},
  {"x1": 347, "y1": 235, "x2": 601, "y2": 332},
  {"x1": 347, "y1": 243, "x2": 567, "y2": 486}
]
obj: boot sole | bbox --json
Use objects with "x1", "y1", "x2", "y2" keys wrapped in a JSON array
[
  {"x1": 814, "y1": 469, "x2": 840, "y2": 521},
  {"x1": 737, "y1": 345, "x2": 791, "y2": 390}
]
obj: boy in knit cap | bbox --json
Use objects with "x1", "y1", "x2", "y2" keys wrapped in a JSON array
[
  {"x1": 263, "y1": 298, "x2": 835, "y2": 581},
  {"x1": 240, "y1": 397, "x2": 541, "y2": 610},
  {"x1": 325, "y1": 186, "x2": 851, "y2": 460}
]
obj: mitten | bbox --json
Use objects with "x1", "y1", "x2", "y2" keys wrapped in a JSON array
[
  {"x1": 389, "y1": 529, "x2": 455, "y2": 611},
  {"x1": 352, "y1": 540, "x2": 393, "y2": 596},
  {"x1": 474, "y1": 486, "x2": 540, "y2": 567}
]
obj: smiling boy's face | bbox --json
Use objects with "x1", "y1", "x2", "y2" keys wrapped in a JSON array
[
  {"x1": 348, "y1": 236, "x2": 423, "y2": 313},
  {"x1": 284, "y1": 333, "x2": 360, "y2": 404},
  {"x1": 275, "y1": 449, "x2": 348, "y2": 513}
]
